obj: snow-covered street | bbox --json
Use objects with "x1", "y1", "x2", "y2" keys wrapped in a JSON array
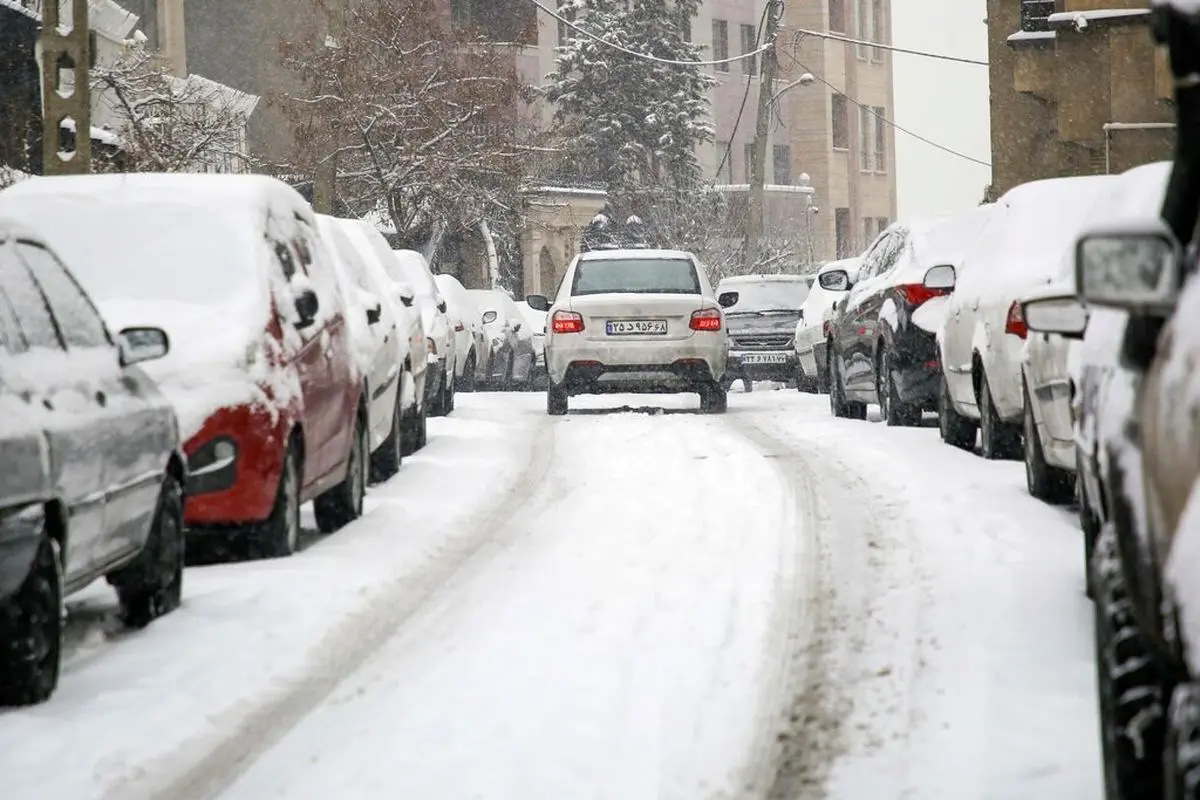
[{"x1": 0, "y1": 391, "x2": 1099, "y2": 800}]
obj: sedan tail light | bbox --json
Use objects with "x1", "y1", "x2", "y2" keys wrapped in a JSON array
[
  {"x1": 690, "y1": 307, "x2": 722, "y2": 331},
  {"x1": 454, "y1": 322, "x2": 465, "y2": 332},
  {"x1": 1005, "y1": 299, "x2": 1028, "y2": 339},
  {"x1": 551, "y1": 310, "x2": 585, "y2": 334},
  {"x1": 895, "y1": 282, "x2": 949, "y2": 308}
]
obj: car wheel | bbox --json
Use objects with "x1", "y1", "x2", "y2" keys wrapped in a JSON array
[
  {"x1": 460, "y1": 353, "x2": 476, "y2": 393},
  {"x1": 1092, "y1": 525, "x2": 1167, "y2": 800},
  {"x1": 0, "y1": 533, "x2": 62, "y2": 706},
  {"x1": 444, "y1": 370, "x2": 455, "y2": 414},
  {"x1": 878, "y1": 349, "x2": 919, "y2": 427},
  {"x1": 1022, "y1": 383, "x2": 1074, "y2": 503},
  {"x1": 1166, "y1": 683, "x2": 1200, "y2": 800},
  {"x1": 370, "y1": 388, "x2": 404, "y2": 483},
  {"x1": 1080, "y1": 453, "x2": 1102, "y2": 600},
  {"x1": 112, "y1": 474, "x2": 185, "y2": 629},
  {"x1": 939, "y1": 371, "x2": 977, "y2": 450},
  {"x1": 700, "y1": 380, "x2": 728, "y2": 414},
  {"x1": 978, "y1": 371, "x2": 1021, "y2": 460},
  {"x1": 314, "y1": 412, "x2": 368, "y2": 533},
  {"x1": 251, "y1": 443, "x2": 302, "y2": 558},
  {"x1": 547, "y1": 381, "x2": 568, "y2": 415}
]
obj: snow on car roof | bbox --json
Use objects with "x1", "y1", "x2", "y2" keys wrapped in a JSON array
[
  {"x1": 0, "y1": 215, "x2": 53, "y2": 243},
  {"x1": 718, "y1": 273, "x2": 809, "y2": 284},
  {"x1": 909, "y1": 204, "x2": 998, "y2": 269},
  {"x1": 578, "y1": 248, "x2": 695, "y2": 261}
]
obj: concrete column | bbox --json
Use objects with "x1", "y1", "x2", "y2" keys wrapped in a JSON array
[
  {"x1": 159, "y1": 0, "x2": 188, "y2": 77},
  {"x1": 40, "y1": 0, "x2": 93, "y2": 175}
]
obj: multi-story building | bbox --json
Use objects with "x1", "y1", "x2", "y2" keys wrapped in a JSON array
[{"x1": 986, "y1": 0, "x2": 1174, "y2": 197}]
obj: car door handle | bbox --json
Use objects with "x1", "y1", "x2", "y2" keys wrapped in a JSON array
[{"x1": 95, "y1": 390, "x2": 107, "y2": 407}]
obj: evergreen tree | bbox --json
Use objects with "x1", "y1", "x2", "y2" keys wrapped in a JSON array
[{"x1": 545, "y1": 0, "x2": 715, "y2": 217}]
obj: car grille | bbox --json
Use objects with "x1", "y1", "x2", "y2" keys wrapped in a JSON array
[{"x1": 732, "y1": 334, "x2": 793, "y2": 350}]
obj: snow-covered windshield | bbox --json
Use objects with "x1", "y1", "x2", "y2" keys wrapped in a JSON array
[
  {"x1": 572, "y1": 258, "x2": 700, "y2": 295},
  {"x1": 391, "y1": 250, "x2": 437, "y2": 298},
  {"x1": 7, "y1": 197, "x2": 258, "y2": 307},
  {"x1": 720, "y1": 280, "x2": 810, "y2": 314}
]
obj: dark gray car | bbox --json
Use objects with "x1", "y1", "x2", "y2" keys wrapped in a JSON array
[{"x1": 0, "y1": 220, "x2": 186, "y2": 706}]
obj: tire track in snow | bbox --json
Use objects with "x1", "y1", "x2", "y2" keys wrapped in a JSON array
[
  {"x1": 112, "y1": 416, "x2": 557, "y2": 800},
  {"x1": 724, "y1": 410, "x2": 930, "y2": 800}
]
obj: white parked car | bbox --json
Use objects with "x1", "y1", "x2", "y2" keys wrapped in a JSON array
[
  {"x1": 387, "y1": 250, "x2": 455, "y2": 416},
  {"x1": 434, "y1": 273, "x2": 488, "y2": 392},
  {"x1": 518, "y1": 299, "x2": 549, "y2": 386},
  {"x1": 468, "y1": 288, "x2": 537, "y2": 390},
  {"x1": 938, "y1": 174, "x2": 1116, "y2": 460},
  {"x1": 794, "y1": 257, "x2": 861, "y2": 393},
  {"x1": 526, "y1": 249, "x2": 729, "y2": 414}
]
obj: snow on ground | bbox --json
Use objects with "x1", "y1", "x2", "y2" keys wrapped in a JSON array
[{"x1": 0, "y1": 389, "x2": 1101, "y2": 800}]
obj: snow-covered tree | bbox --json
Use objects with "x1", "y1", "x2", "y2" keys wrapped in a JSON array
[
  {"x1": 91, "y1": 40, "x2": 258, "y2": 173},
  {"x1": 544, "y1": 0, "x2": 715, "y2": 214}
]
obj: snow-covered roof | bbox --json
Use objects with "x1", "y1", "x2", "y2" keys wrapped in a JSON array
[
  {"x1": 1007, "y1": 30, "x2": 1056, "y2": 44},
  {"x1": 1047, "y1": 8, "x2": 1151, "y2": 29},
  {"x1": 166, "y1": 73, "x2": 260, "y2": 119},
  {"x1": 578, "y1": 248, "x2": 695, "y2": 261},
  {"x1": 716, "y1": 183, "x2": 816, "y2": 195},
  {"x1": 13, "y1": 0, "x2": 139, "y2": 37},
  {"x1": 718, "y1": 273, "x2": 811, "y2": 284}
]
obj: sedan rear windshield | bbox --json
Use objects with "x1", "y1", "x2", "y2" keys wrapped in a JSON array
[{"x1": 571, "y1": 258, "x2": 700, "y2": 296}]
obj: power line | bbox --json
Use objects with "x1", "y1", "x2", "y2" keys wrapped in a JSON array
[
  {"x1": 788, "y1": 28, "x2": 989, "y2": 66},
  {"x1": 785, "y1": 56, "x2": 992, "y2": 168},
  {"x1": 526, "y1": 0, "x2": 774, "y2": 67},
  {"x1": 715, "y1": 2, "x2": 772, "y2": 180}
]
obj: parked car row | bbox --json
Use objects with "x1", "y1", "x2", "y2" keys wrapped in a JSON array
[{"x1": 0, "y1": 171, "x2": 526, "y2": 707}]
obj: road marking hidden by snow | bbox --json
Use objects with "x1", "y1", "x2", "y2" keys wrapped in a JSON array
[{"x1": 0, "y1": 396, "x2": 552, "y2": 800}]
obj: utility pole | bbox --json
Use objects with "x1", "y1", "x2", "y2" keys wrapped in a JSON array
[
  {"x1": 313, "y1": 0, "x2": 349, "y2": 214},
  {"x1": 744, "y1": 0, "x2": 784, "y2": 272},
  {"x1": 40, "y1": 0, "x2": 93, "y2": 175}
]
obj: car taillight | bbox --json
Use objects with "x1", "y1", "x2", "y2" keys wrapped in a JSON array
[
  {"x1": 1005, "y1": 299, "x2": 1028, "y2": 339},
  {"x1": 822, "y1": 320, "x2": 831, "y2": 338},
  {"x1": 690, "y1": 307, "x2": 722, "y2": 331},
  {"x1": 551, "y1": 310, "x2": 584, "y2": 334},
  {"x1": 454, "y1": 322, "x2": 465, "y2": 332},
  {"x1": 896, "y1": 283, "x2": 948, "y2": 307}
]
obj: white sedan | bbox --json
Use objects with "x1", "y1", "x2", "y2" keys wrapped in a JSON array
[{"x1": 526, "y1": 249, "x2": 729, "y2": 415}]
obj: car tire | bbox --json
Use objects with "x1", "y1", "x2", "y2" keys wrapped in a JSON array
[
  {"x1": 547, "y1": 380, "x2": 568, "y2": 415},
  {"x1": 460, "y1": 353, "x2": 476, "y2": 393},
  {"x1": 1079, "y1": 453, "x2": 1102, "y2": 601},
  {"x1": 445, "y1": 370, "x2": 455, "y2": 414},
  {"x1": 251, "y1": 443, "x2": 302, "y2": 558},
  {"x1": 0, "y1": 532, "x2": 62, "y2": 706},
  {"x1": 1022, "y1": 383, "x2": 1074, "y2": 503},
  {"x1": 828, "y1": 351, "x2": 866, "y2": 420},
  {"x1": 700, "y1": 381, "x2": 728, "y2": 414},
  {"x1": 1092, "y1": 525, "x2": 1167, "y2": 800},
  {"x1": 878, "y1": 349, "x2": 920, "y2": 427},
  {"x1": 112, "y1": 474, "x2": 185, "y2": 629},
  {"x1": 428, "y1": 369, "x2": 447, "y2": 418},
  {"x1": 979, "y1": 372, "x2": 1021, "y2": 460},
  {"x1": 370, "y1": 388, "x2": 404, "y2": 483},
  {"x1": 314, "y1": 412, "x2": 368, "y2": 534},
  {"x1": 743, "y1": 377, "x2": 754, "y2": 393},
  {"x1": 1166, "y1": 683, "x2": 1200, "y2": 800},
  {"x1": 939, "y1": 371, "x2": 976, "y2": 450}
]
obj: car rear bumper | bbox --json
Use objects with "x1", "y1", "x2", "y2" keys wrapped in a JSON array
[
  {"x1": 547, "y1": 337, "x2": 726, "y2": 387},
  {"x1": 558, "y1": 358, "x2": 723, "y2": 394}
]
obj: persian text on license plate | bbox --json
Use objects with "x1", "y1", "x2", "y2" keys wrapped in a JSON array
[
  {"x1": 606, "y1": 319, "x2": 667, "y2": 335},
  {"x1": 741, "y1": 352, "x2": 789, "y2": 364}
]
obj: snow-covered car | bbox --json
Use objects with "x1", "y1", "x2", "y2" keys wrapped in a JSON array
[
  {"x1": 825, "y1": 208, "x2": 994, "y2": 425},
  {"x1": 467, "y1": 288, "x2": 536, "y2": 390},
  {"x1": 716, "y1": 274, "x2": 811, "y2": 392},
  {"x1": 794, "y1": 257, "x2": 860, "y2": 393},
  {"x1": 937, "y1": 174, "x2": 1116, "y2": 459},
  {"x1": 0, "y1": 218, "x2": 185, "y2": 705},
  {"x1": 317, "y1": 214, "x2": 408, "y2": 482},
  {"x1": 339, "y1": 220, "x2": 429, "y2": 455},
  {"x1": 517, "y1": 299, "x2": 549, "y2": 387},
  {"x1": 526, "y1": 248, "x2": 729, "y2": 414},
  {"x1": 0, "y1": 174, "x2": 369, "y2": 556},
  {"x1": 434, "y1": 273, "x2": 488, "y2": 392},
  {"x1": 1018, "y1": 162, "x2": 1171, "y2": 506},
  {"x1": 388, "y1": 250, "x2": 456, "y2": 416}
]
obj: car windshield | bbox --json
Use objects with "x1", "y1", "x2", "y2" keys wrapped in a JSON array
[
  {"x1": 572, "y1": 257, "x2": 700, "y2": 296},
  {"x1": 721, "y1": 280, "x2": 811, "y2": 314}
]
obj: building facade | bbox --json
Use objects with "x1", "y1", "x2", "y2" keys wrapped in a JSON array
[{"x1": 987, "y1": 0, "x2": 1174, "y2": 197}]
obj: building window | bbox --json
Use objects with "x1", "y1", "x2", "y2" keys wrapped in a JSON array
[
  {"x1": 835, "y1": 208, "x2": 852, "y2": 258},
  {"x1": 831, "y1": 94, "x2": 849, "y2": 149},
  {"x1": 1020, "y1": 0, "x2": 1055, "y2": 32},
  {"x1": 740, "y1": 24, "x2": 757, "y2": 76},
  {"x1": 772, "y1": 144, "x2": 791, "y2": 184},
  {"x1": 873, "y1": 111, "x2": 886, "y2": 172},
  {"x1": 713, "y1": 19, "x2": 729, "y2": 72},
  {"x1": 829, "y1": 0, "x2": 846, "y2": 33},
  {"x1": 856, "y1": 0, "x2": 870, "y2": 59},
  {"x1": 871, "y1": 0, "x2": 885, "y2": 61},
  {"x1": 744, "y1": 142, "x2": 756, "y2": 182},
  {"x1": 859, "y1": 106, "x2": 873, "y2": 170}
]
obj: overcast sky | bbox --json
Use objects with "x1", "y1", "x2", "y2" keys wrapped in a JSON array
[{"x1": 890, "y1": 0, "x2": 991, "y2": 218}]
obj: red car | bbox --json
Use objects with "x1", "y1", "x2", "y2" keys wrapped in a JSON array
[{"x1": 0, "y1": 174, "x2": 370, "y2": 558}]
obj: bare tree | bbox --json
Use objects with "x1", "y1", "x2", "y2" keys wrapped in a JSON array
[
  {"x1": 91, "y1": 40, "x2": 258, "y2": 173},
  {"x1": 278, "y1": 0, "x2": 526, "y2": 259}
]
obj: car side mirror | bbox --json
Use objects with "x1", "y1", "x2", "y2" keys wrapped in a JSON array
[
  {"x1": 817, "y1": 270, "x2": 850, "y2": 292},
  {"x1": 437, "y1": 298, "x2": 448, "y2": 313},
  {"x1": 1021, "y1": 295, "x2": 1088, "y2": 340},
  {"x1": 482, "y1": 310, "x2": 498, "y2": 325},
  {"x1": 718, "y1": 291, "x2": 738, "y2": 308},
  {"x1": 526, "y1": 294, "x2": 550, "y2": 312},
  {"x1": 118, "y1": 326, "x2": 170, "y2": 367},
  {"x1": 294, "y1": 287, "x2": 319, "y2": 329},
  {"x1": 394, "y1": 280, "x2": 415, "y2": 308},
  {"x1": 1075, "y1": 223, "x2": 1182, "y2": 313},
  {"x1": 922, "y1": 264, "x2": 956, "y2": 291}
]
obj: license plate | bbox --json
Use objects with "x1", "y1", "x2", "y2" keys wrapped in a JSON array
[
  {"x1": 741, "y1": 352, "x2": 789, "y2": 364},
  {"x1": 606, "y1": 319, "x2": 667, "y2": 336}
]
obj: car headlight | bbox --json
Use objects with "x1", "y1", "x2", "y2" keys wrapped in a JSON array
[
  {"x1": 427, "y1": 337, "x2": 437, "y2": 355},
  {"x1": 187, "y1": 436, "x2": 240, "y2": 495}
]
